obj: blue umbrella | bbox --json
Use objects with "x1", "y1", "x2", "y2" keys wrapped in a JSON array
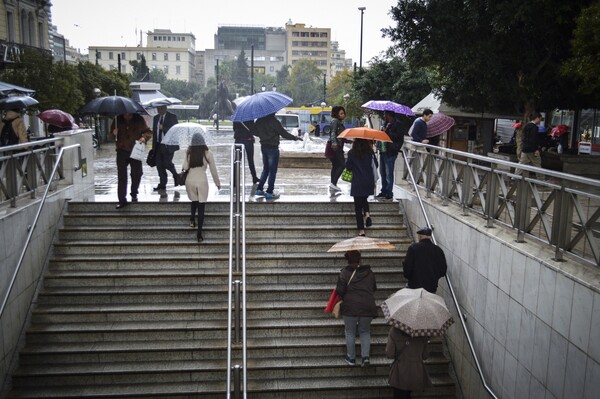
[
  {"x1": 231, "y1": 91, "x2": 293, "y2": 122},
  {"x1": 362, "y1": 100, "x2": 415, "y2": 116}
]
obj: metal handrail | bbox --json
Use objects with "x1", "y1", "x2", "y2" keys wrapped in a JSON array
[
  {"x1": 401, "y1": 146, "x2": 499, "y2": 399},
  {"x1": 226, "y1": 144, "x2": 247, "y2": 399},
  {"x1": 0, "y1": 144, "x2": 82, "y2": 322}
]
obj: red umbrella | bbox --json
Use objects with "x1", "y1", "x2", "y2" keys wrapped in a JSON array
[
  {"x1": 511, "y1": 122, "x2": 523, "y2": 129},
  {"x1": 426, "y1": 112, "x2": 455, "y2": 137},
  {"x1": 38, "y1": 109, "x2": 78, "y2": 129},
  {"x1": 550, "y1": 124, "x2": 569, "y2": 137}
]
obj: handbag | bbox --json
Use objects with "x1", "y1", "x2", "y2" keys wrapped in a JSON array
[
  {"x1": 341, "y1": 168, "x2": 353, "y2": 182},
  {"x1": 130, "y1": 141, "x2": 146, "y2": 161},
  {"x1": 325, "y1": 288, "x2": 342, "y2": 313},
  {"x1": 146, "y1": 148, "x2": 156, "y2": 167},
  {"x1": 328, "y1": 267, "x2": 359, "y2": 319},
  {"x1": 324, "y1": 140, "x2": 335, "y2": 159},
  {"x1": 178, "y1": 169, "x2": 189, "y2": 185}
]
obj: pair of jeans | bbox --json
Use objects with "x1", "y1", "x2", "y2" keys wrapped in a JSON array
[
  {"x1": 235, "y1": 138, "x2": 258, "y2": 182},
  {"x1": 379, "y1": 152, "x2": 397, "y2": 196},
  {"x1": 116, "y1": 149, "x2": 143, "y2": 204},
  {"x1": 342, "y1": 315, "x2": 373, "y2": 360},
  {"x1": 258, "y1": 146, "x2": 280, "y2": 194},
  {"x1": 353, "y1": 196, "x2": 369, "y2": 230},
  {"x1": 156, "y1": 144, "x2": 178, "y2": 188},
  {"x1": 330, "y1": 147, "x2": 345, "y2": 186}
]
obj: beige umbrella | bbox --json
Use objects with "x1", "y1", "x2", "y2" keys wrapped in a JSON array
[
  {"x1": 327, "y1": 236, "x2": 396, "y2": 252},
  {"x1": 381, "y1": 288, "x2": 454, "y2": 337}
]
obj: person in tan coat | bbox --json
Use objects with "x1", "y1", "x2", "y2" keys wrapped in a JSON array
[
  {"x1": 0, "y1": 109, "x2": 28, "y2": 145},
  {"x1": 386, "y1": 327, "x2": 432, "y2": 399},
  {"x1": 182, "y1": 132, "x2": 220, "y2": 242}
]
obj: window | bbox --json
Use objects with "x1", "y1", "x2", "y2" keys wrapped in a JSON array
[
  {"x1": 109, "y1": 52, "x2": 113, "y2": 60},
  {"x1": 176, "y1": 53, "x2": 180, "y2": 61},
  {"x1": 152, "y1": 53, "x2": 157, "y2": 61},
  {"x1": 154, "y1": 36, "x2": 158, "y2": 40},
  {"x1": 96, "y1": 51, "x2": 101, "y2": 60},
  {"x1": 164, "y1": 53, "x2": 168, "y2": 61},
  {"x1": 176, "y1": 65, "x2": 181, "y2": 74},
  {"x1": 168, "y1": 36, "x2": 171, "y2": 41},
  {"x1": 136, "y1": 52, "x2": 141, "y2": 60},
  {"x1": 163, "y1": 65, "x2": 169, "y2": 74},
  {"x1": 121, "y1": 52, "x2": 126, "y2": 60},
  {"x1": 182, "y1": 37, "x2": 185, "y2": 42}
]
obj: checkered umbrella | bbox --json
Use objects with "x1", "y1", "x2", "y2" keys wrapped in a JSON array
[
  {"x1": 362, "y1": 100, "x2": 415, "y2": 116},
  {"x1": 231, "y1": 91, "x2": 292, "y2": 122},
  {"x1": 381, "y1": 288, "x2": 454, "y2": 337},
  {"x1": 426, "y1": 112, "x2": 455, "y2": 137}
]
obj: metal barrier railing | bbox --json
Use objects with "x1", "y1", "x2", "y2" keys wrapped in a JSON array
[
  {"x1": 0, "y1": 138, "x2": 64, "y2": 207},
  {"x1": 226, "y1": 144, "x2": 247, "y2": 399},
  {"x1": 403, "y1": 143, "x2": 600, "y2": 267},
  {"x1": 0, "y1": 143, "x2": 82, "y2": 326},
  {"x1": 401, "y1": 144, "x2": 499, "y2": 399}
]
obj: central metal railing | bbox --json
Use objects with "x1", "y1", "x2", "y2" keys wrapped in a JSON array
[
  {"x1": 403, "y1": 143, "x2": 600, "y2": 267},
  {"x1": 226, "y1": 144, "x2": 247, "y2": 399}
]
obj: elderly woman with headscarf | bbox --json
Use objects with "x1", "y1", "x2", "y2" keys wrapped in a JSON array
[
  {"x1": 335, "y1": 250, "x2": 378, "y2": 367},
  {"x1": 182, "y1": 132, "x2": 220, "y2": 242}
]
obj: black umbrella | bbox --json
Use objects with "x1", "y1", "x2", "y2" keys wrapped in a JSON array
[
  {"x1": 80, "y1": 95, "x2": 147, "y2": 116},
  {"x1": 0, "y1": 95, "x2": 39, "y2": 110}
]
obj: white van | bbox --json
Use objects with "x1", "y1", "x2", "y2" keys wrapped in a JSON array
[{"x1": 275, "y1": 113, "x2": 301, "y2": 136}]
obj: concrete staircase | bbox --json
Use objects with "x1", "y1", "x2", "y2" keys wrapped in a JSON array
[{"x1": 6, "y1": 200, "x2": 455, "y2": 398}]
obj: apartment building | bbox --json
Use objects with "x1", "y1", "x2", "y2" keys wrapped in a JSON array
[
  {"x1": 89, "y1": 29, "x2": 197, "y2": 83},
  {"x1": 285, "y1": 22, "x2": 331, "y2": 77}
]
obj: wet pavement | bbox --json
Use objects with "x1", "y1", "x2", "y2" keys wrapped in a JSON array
[{"x1": 92, "y1": 126, "x2": 356, "y2": 204}]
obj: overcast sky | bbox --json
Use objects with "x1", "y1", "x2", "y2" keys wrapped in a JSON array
[{"x1": 51, "y1": 0, "x2": 397, "y2": 64}]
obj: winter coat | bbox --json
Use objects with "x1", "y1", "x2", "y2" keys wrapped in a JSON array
[
  {"x1": 335, "y1": 264, "x2": 378, "y2": 318},
  {"x1": 403, "y1": 238, "x2": 447, "y2": 293},
  {"x1": 328, "y1": 117, "x2": 346, "y2": 147},
  {"x1": 0, "y1": 110, "x2": 28, "y2": 144},
  {"x1": 109, "y1": 114, "x2": 152, "y2": 152},
  {"x1": 183, "y1": 150, "x2": 220, "y2": 202},
  {"x1": 252, "y1": 114, "x2": 298, "y2": 148},
  {"x1": 346, "y1": 149, "x2": 377, "y2": 197},
  {"x1": 386, "y1": 327, "x2": 432, "y2": 391}
]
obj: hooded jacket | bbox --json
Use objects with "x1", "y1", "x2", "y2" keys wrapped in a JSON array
[{"x1": 0, "y1": 110, "x2": 28, "y2": 144}]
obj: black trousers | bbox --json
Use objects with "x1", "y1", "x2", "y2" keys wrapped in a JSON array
[
  {"x1": 353, "y1": 196, "x2": 369, "y2": 230},
  {"x1": 234, "y1": 138, "x2": 258, "y2": 182},
  {"x1": 156, "y1": 144, "x2": 178, "y2": 188},
  {"x1": 330, "y1": 147, "x2": 345, "y2": 185},
  {"x1": 116, "y1": 149, "x2": 143, "y2": 204}
]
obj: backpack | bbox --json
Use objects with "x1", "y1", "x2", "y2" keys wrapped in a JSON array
[{"x1": 0, "y1": 119, "x2": 18, "y2": 146}]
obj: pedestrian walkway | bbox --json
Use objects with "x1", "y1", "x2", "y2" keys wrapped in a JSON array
[{"x1": 92, "y1": 127, "x2": 356, "y2": 204}]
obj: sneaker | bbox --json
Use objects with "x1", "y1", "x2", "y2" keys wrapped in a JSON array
[
  {"x1": 328, "y1": 183, "x2": 341, "y2": 191},
  {"x1": 362, "y1": 357, "x2": 370, "y2": 367},
  {"x1": 255, "y1": 189, "x2": 265, "y2": 196},
  {"x1": 265, "y1": 192, "x2": 280, "y2": 200},
  {"x1": 345, "y1": 356, "x2": 356, "y2": 366},
  {"x1": 375, "y1": 192, "x2": 386, "y2": 198},
  {"x1": 385, "y1": 195, "x2": 393, "y2": 200}
]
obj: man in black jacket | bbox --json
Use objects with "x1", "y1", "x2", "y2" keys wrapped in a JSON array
[
  {"x1": 376, "y1": 111, "x2": 404, "y2": 200},
  {"x1": 403, "y1": 227, "x2": 447, "y2": 293},
  {"x1": 152, "y1": 105, "x2": 179, "y2": 191},
  {"x1": 516, "y1": 112, "x2": 543, "y2": 176}
]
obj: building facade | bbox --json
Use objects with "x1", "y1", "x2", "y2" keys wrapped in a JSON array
[
  {"x1": 89, "y1": 29, "x2": 197, "y2": 83},
  {"x1": 0, "y1": 0, "x2": 51, "y2": 69},
  {"x1": 330, "y1": 41, "x2": 352, "y2": 76},
  {"x1": 285, "y1": 22, "x2": 331, "y2": 77}
]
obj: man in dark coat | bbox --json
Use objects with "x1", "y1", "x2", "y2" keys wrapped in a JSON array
[
  {"x1": 152, "y1": 105, "x2": 179, "y2": 191},
  {"x1": 376, "y1": 110, "x2": 405, "y2": 200},
  {"x1": 403, "y1": 227, "x2": 447, "y2": 293}
]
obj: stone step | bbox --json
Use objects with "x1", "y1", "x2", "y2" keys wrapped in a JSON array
[
  {"x1": 50, "y1": 238, "x2": 410, "y2": 255},
  {"x1": 58, "y1": 224, "x2": 407, "y2": 240}
]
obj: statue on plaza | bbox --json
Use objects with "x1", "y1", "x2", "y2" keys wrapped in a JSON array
[{"x1": 210, "y1": 81, "x2": 234, "y2": 120}]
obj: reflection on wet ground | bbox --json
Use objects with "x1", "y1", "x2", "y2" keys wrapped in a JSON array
[{"x1": 92, "y1": 127, "x2": 354, "y2": 203}]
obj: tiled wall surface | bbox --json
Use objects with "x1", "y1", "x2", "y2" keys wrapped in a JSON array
[
  {"x1": 0, "y1": 130, "x2": 95, "y2": 394},
  {"x1": 400, "y1": 190, "x2": 600, "y2": 399}
]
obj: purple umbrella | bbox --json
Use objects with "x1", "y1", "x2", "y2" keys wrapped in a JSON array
[
  {"x1": 426, "y1": 112, "x2": 455, "y2": 137},
  {"x1": 362, "y1": 100, "x2": 415, "y2": 116}
]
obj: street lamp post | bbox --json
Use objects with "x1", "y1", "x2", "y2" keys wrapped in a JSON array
[
  {"x1": 323, "y1": 73, "x2": 326, "y2": 104},
  {"x1": 358, "y1": 7, "x2": 366, "y2": 69}
]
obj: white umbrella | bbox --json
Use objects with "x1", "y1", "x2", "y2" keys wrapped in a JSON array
[
  {"x1": 159, "y1": 122, "x2": 214, "y2": 147},
  {"x1": 142, "y1": 97, "x2": 182, "y2": 108},
  {"x1": 327, "y1": 236, "x2": 396, "y2": 253},
  {"x1": 381, "y1": 288, "x2": 454, "y2": 337}
]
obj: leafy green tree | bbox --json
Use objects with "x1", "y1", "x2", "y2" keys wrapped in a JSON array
[
  {"x1": 233, "y1": 49, "x2": 249, "y2": 89},
  {"x1": 384, "y1": 0, "x2": 593, "y2": 116},
  {"x1": 275, "y1": 64, "x2": 290, "y2": 94},
  {"x1": 287, "y1": 59, "x2": 322, "y2": 106},
  {"x1": 562, "y1": 1, "x2": 600, "y2": 99},
  {"x1": 129, "y1": 55, "x2": 150, "y2": 82}
]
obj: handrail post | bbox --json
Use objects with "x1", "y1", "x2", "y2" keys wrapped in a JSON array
[
  {"x1": 484, "y1": 165, "x2": 499, "y2": 228},
  {"x1": 7, "y1": 156, "x2": 17, "y2": 207},
  {"x1": 233, "y1": 365, "x2": 241, "y2": 399},
  {"x1": 461, "y1": 160, "x2": 472, "y2": 215},
  {"x1": 234, "y1": 280, "x2": 241, "y2": 344}
]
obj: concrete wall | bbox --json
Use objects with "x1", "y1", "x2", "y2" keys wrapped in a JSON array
[
  {"x1": 0, "y1": 129, "x2": 95, "y2": 393},
  {"x1": 398, "y1": 185, "x2": 600, "y2": 399}
]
